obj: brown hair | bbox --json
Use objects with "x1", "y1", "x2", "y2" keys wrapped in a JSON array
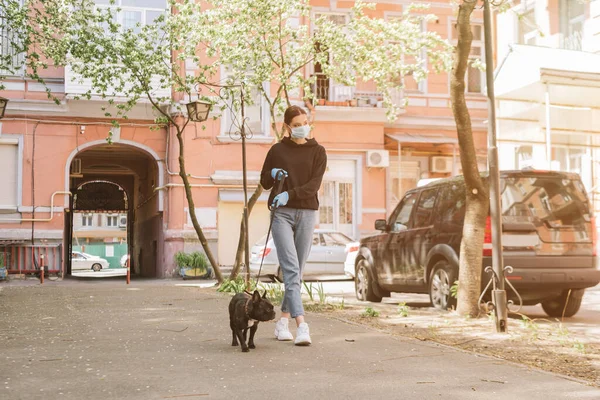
[{"x1": 283, "y1": 106, "x2": 307, "y2": 131}]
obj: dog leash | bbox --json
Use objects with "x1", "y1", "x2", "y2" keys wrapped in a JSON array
[{"x1": 254, "y1": 170, "x2": 286, "y2": 289}]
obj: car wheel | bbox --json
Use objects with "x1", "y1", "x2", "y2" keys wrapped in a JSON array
[
  {"x1": 429, "y1": 260, "x2": 457, "y2": 311},
  {"x1": 355, "y1": 259, "x2": 382, "y2": 303},
  {"x1": 92, "y1": 263, "x2": 102, "y2": 272},
  {"x1": 541, "y1": 289, "x2": 584, "y2": 318}
]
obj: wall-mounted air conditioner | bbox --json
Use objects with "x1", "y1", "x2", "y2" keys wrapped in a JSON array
[
  {"x1": 431, "y1": 156, "x2": 453, "y2": 173},
  {"x1": 119, "y1": 216, "x2": 127, "y2": 228},
  {"x1": 367, "y1": 150, "x2": 390, "y2": 168}
]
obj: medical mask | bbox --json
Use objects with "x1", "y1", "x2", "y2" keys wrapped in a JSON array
[{"x1": 291, "y1": 125, "x2": 310, "y2": 139}]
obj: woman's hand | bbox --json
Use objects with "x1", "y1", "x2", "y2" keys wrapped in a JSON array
[
  {"x1": 271, "y1": 168, "x2": 288, "y2": 180},
  {"x1": 272, "y1": 192, "x2": 289, "y2": 208}
]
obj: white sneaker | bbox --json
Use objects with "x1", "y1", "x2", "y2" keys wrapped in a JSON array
[
  {"x1": 274, "y1": 318, "x2": 293, "y2": 341},
  {"x1": 294, "y1": 322, "x2": 312, "y2": 346}
]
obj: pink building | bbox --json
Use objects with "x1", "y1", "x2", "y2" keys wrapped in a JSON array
[{"x1": 0, "y1": 0, "x2": 488, "y2": 277}]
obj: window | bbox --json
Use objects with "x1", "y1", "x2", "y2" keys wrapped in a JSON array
[
  {"x1": 388, "y1": 17, "x2": 427, "y2": 93},
  {"x1": 438, "y1": 184, "x2": 466, "y2": 227},
  {"x1": 451, "y1": 23, "x2": 484, "y2": 94},
  {"x1": 392, "y1": 192, "x2": 418, "y2": 228},
  {"x1": 0, "y1": 0, "x2": 25, "y2": 76},
  {"x1": 518, "y1": 8, "x2": 538, "y2": 45},
  {"x1": 106, "y1": 214, "x2": 118, "y2": 227},
  {"x1": 312, "y1": 13, "x2": 350, "y2": 101},
  {"x1": 560, "y1": 0, "x2": 585, "y2": 50},
  {"x1": 82, "y1": 213, "x2": 94, "y2": 227},
  {"x1": 0, "y1": 139, "x2": 19, "y2": 210},
  {"x1": 313, "y1": 234, "x2": 322, "y2": 246},
  {"x1": 413, "y1": 189, "x2": 438, "y2": 228},
  {"x1": 94, "y1": 0, "x2": 167, "y2": 34}
]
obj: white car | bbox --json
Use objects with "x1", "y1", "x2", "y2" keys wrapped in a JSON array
[
  {"x1": 120, "y1": 254, "x2": 129, "y2": 268},
  {"x1": 71, "y1": 252, "x2": 109, "y2": 272},
  {"x1": 249, "y1": 229, "x2": 359, "y2": 281}
]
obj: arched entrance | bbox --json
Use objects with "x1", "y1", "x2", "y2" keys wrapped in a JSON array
[{"x1": 64, "y1": 142, "x2": 164, "y2": 278}]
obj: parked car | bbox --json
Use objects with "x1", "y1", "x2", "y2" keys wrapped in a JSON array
[
  {"x1": 250, "y1": 229, "x2": 359, "y2": 281},
  {"x1": 71, "y1": 252, "x2": 109, "y2": 272},
  {"x1": 354, "y1": 170, "x2": 600, "y2": 317},
  {"x1": 120, "y1": 254, "x2": 129, "y2": 268}
]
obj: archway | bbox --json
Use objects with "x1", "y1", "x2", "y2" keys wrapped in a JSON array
[{"x1": 65, "y1": 142, "x2": 164, "y2": 278}]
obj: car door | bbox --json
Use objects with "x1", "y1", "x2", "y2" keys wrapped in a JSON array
[
  {"x1": 71, "y1": 252, "x2": 87, "y2": 271},
  {"x1": 403, "y1": 187, "x2": 439, "y2": 283},
  {"x1": 385, "y1": 191, "x2": 418, "y2": 284},
  {"x1": 303, "y1": 233, "x2": 328, "y2": 277},
  {"x1": 321, "y1": 232, "x2": 353, "y2": 275}
]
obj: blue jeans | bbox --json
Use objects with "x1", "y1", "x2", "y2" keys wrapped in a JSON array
[{"x1": 271, "y1": 207, "x2": 317, "y2": 318}]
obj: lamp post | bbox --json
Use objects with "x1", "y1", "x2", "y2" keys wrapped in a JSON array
[
  {"x1": 186, "y1": 84, "x2": 252, "y2": 289},
  {"x1": 482, "y1": 0, "x2": 508, "y2": 332}
]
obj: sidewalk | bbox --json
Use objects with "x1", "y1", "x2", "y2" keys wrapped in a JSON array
[{"x1": 0, "y1": 280, "x2": 598, "y2": 400}]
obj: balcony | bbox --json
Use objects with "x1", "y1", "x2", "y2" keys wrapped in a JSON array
[{"x1": 311, "y1": 73, "x2": 403, "y2": 109}]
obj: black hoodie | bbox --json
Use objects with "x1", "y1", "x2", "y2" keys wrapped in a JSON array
[{"x1": 260, "y1": 137, "x2": 327, "y2": 210}]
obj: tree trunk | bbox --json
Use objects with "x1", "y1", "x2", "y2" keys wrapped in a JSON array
[
  {"x1": 450, "y1": 1, "x2": 489, "y2": 317},
  {"x1": 229, "y1": 184, "x2": 264, "y2": 280},
  {"x1": 175, "y1": 128, "x2": 223, "y2": 284}
]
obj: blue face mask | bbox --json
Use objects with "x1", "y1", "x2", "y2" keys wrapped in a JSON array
[{"x1": 291, "y1": 125, "x2": 310, "y2": 139}]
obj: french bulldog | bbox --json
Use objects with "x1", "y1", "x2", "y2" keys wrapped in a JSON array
[{"x1": 229, "y1": 290, "x2": 276, "y2": 352}]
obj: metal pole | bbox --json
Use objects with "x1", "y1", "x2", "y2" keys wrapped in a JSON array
[
  {"x1": 240, "y1": 85, "x2": 251, "y2": 290},
  {"x1": 483, "y1": 0, "x2": 507, "y2": 333},
  {"x1": 545, "y1": 87, "x2": 552, "y2": 169}
]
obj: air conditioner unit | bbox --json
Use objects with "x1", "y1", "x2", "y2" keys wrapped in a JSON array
[
  {"x1": 70, "y1": 158, "x2": 82, "y2": 176},
  {"x1": 367, "y1": 150, "x2": 390, "y2": 168},
  {"x1": 431, "y1": 156, "x2": 453, "y2": 173},
  {"x1": 119, "y1": 216, "x2": 127, "y2": 228}
]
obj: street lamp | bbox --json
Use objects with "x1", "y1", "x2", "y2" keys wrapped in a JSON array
[
  {"x1": 0, "y1": 96, "x2": 9, "y2": 119},
  {"x1": 189, "y1": 84, "x2": 253, "y2": 289},
  {"x1": 186, "y1": 99, "x2": 212, "y2": 122},
  {"x1": 482, "y1": 0, "x2": 509, "y2": 332}
]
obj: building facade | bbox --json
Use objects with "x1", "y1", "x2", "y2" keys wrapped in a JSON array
[
  {"x1": 495, "y1": 0, "x2": 600, "y2": 213},
  {"x1": 0, "y1": 0, "x2": 488, "y2": 277}
]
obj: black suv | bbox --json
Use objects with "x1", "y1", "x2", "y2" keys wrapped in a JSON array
[{"x1": 354, "y1": 170, "x2": 600, "y2": 317}]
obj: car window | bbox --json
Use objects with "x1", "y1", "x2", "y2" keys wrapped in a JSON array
[
  {"x1": 413, "y1": 188, "x2": 438, "y2": 228},
  {"x1": 437, "y1": 184, "x2": 466, "y2": 226},
  {"x1": 313, "y1": 234, "x2": 322, "y2": 246},
  {"x1": 392, "y1": 192, "x2": 418, "y2": 228},
  {"x1": 72, "y1": 253, "x2": 83, "y2": 260},
  {"x1": 322, "y1": 232, "x2": 352, "y2": 247}
]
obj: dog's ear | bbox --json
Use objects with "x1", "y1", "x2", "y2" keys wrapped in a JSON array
[
  {"x1": 252, "y1": 290, "x2": 261, "y2": 302},
  {"x1": 262, "y1": 291, "x2": 267, "y2": 299}
]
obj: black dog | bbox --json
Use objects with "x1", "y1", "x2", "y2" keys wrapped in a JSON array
[{"x1": 229, "y1": 290, "x2": 276, "y2": 352}]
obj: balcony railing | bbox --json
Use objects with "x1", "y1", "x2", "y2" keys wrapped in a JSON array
[
  {"x1": 560, "y1": 31, "x2": 583, "y2": 51},
  {"x1": 311, "y1": 73, "x2": 403, "y2": 107},
  {"x1": 0, "y1": 16, "x2": 25, "y2": 77}
]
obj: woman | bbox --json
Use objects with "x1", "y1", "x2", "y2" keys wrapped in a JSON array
[{"x1": 260, "y1": 105, "x2": 327, "y2": 346}]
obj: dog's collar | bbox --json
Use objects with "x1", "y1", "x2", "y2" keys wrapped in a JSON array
[{"x1": 244, "y1": 297, "x2": 252, "y2": 318}]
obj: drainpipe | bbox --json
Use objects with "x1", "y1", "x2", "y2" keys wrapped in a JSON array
[{"x1": 0, "y1": 192, "x2": 72, "y2": 222}]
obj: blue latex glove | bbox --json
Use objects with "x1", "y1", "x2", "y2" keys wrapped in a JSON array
[
  {"x1": 271, "y1": 168, "x2": 288, "y2": 180},
  {"x1": 272, "y1": 191, "x2": 289, "y2": 208}
]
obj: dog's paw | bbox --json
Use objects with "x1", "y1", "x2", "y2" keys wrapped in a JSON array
[
  {"x1": 232, "y1": 342, "x2": 238, "y2": 347},
  {"x1": 249, "y1": 344, "x2": 256, "y2": 349},
  {"x1": 242, "y1": 347, "x2": 250, "y2": 353}
]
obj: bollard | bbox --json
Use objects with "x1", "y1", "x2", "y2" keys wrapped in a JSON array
[
  {"x1": 126, "y1": 256, "x2": 130, "y2": 285},
  {"x1": 40, "y1": 254, "x2": 44, "y2": 284}
]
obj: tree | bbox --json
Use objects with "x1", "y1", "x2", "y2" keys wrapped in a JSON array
[
  {"x1": 450, "y1": 0, "x2": 489, "y2": 317},
  {"x1": 202, "y1": 0, "x2": 452, "y2": 278}
]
